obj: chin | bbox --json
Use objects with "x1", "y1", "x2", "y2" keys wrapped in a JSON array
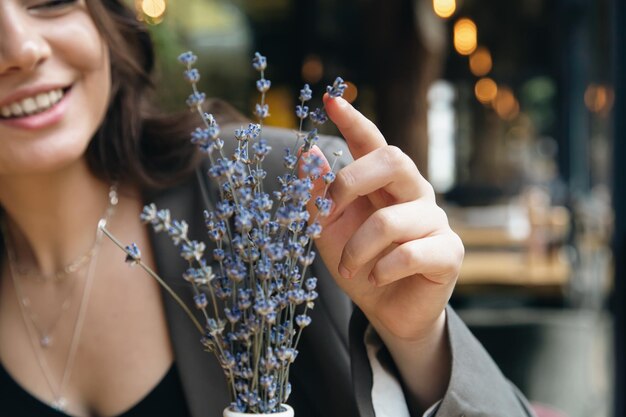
[{"x1": 0, "y1": 138, "x2": 92, "y2": 177}]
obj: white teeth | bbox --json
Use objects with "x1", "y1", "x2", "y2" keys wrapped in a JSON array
[
  {"x1": 0, "y1": 88, "x2": 65, "y2": 119},
  {"x1": 10, "y1": 102, "x2": 23, "y2": 117},
  {"x1": 22, "y1": 98, "x2": 37, "y2": 115},
  {"x1": 36, "y1": 93, "x2": 50, "y2": 108}
]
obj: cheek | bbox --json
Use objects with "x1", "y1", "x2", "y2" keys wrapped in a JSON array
[
  {"x1": 54, "y1": 15, "x2": 112, "y2": 129},
  {"x1": 84, "y1": 45, "x2": 112, "y2": 128},
  {"x1": 51, "y1": 12, "x2": 112, "y2": 97}
]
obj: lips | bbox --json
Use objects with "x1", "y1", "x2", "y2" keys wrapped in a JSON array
[{"x1": 0, "y1": 88, "x2": 67, "y2": 119}]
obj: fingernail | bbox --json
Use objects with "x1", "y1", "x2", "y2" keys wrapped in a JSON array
[
  {"x1": 338, "y1": 264, "x2": 351, "y2": 279},
  {"x1": 368, "y1": 274, "x2": 377, "y2": 286},
  {"x1": 335, "y1": 96, "x2": 348, "y2": 108}
]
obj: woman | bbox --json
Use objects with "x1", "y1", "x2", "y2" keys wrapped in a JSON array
[{"x1": 0, "y1": 1, "x2": 534, "y2": 416}]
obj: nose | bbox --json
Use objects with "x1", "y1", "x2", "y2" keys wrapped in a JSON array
[{"x1": 0, "y1": 6, "x2": 51, "y2": 75}]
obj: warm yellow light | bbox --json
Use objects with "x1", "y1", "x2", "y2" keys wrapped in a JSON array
[
  {"x1": 301, "y1": 55, "x2": 324, "y2": 84},
  {"x1": 454, "y1": 18, "x2": 477, "y2": 55},
  {"x1": 141, "y1": 0, "x2": 166, "y2": 19},
  {"x1": 433, "y1": 0, "x2": 456, "y2": 18},
  {"x1": 469, "y1": 46, "x2": 492, "y2": 77},
  {"x1": 493, "y1": 86, "x2": 519, "y2": 120},
  {"x1": 342, "y1": 81, "x2": 358, "y2": 103},
  {"x1": 584, "y1": 84, "x2": 614, "y2": 115},
  {"x1": 474, "y1": 77, "x2": 497, "y2": 104}
]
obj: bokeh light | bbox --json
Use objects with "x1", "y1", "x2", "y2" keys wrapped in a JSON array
[
  {"x1": 469, "y1": 46, "x2": 492, "y2": 77},
  {"x1": 342, "y1": 81, "x2": 358, "y2": 103},
  {"x1": 493, "y1": 86, "x2": 520, "y2": 120},
  {"x1": 141, "y1": 0, "x2": 166, "y2": 19},
  {"x1": 584, "y1": 84, "x2": 614, "y2": 115},
  {"x1": 301, "y1": 55, "x2": 324, "y2": 84},
  {"x1": 433, "y1": 0, "x2": 456, "y2": 19},
  {"x1": 454, "y1": 18, "x2": 478, "y2": 55},
  {"x1": 474, "y1": 77, "x2": 498, "y2": 104}
]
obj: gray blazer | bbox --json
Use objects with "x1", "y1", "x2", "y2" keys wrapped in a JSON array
[{"x1": 145, "y1": 126, "x2": 536, "y2": 417}]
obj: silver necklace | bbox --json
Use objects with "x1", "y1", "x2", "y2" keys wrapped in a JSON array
[
  {"x1": 5, "y1": 240, "x2": 85, "y2": 348},
  {"x1": 11, "y1": 268, "x2": 79, "y2": 348},
  {"x1": 2, "y1": 184, "x2": 118, "y2": 411},
  {"x1": 10, "y1": 244, "x2": 97, "y2": 283}
]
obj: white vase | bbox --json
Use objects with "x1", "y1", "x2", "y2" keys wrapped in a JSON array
[{"x1": 223, "y1": 404, "x2": 294, "y2": 417}]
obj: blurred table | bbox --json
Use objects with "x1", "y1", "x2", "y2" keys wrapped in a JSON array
[
  {"x1": 460, "y1": 250, "x2": 570, "y2": 287},
  {"x1": 445, "y1": 190, "x2": 572, "y2": 292}
]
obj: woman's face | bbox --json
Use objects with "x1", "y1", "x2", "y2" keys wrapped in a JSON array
[{"x1": 0, "y1": 0, "x2": 110, "y2": 177}]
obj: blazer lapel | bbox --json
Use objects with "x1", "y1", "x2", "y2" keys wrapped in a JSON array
[{"x1": 145, "y1": 176, "x2": 230, "y2": 417}]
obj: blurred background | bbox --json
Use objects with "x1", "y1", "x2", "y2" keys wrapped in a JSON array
[{"x1": 133, "y1": 0, "x2": 624, "y2": 416}]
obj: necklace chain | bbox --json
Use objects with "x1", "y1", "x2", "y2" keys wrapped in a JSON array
[
  {"x1": 11, "y1": 245, "x2": 96, "y2": 282},
  {"x1": 9, "y1": 228, "x2": 100, "y2": 283},
  {"x1": 5, "y1": 242, "x2": 84, "y2": 348},
  {"x1": 2, "y1": 183, "x2": 118, "y2": 411}
]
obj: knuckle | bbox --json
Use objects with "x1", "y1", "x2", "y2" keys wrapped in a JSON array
[
  {"x1": 366, "y1": 118, "x2": 379, "y2": 133},
  {"x1": 433, "y1": 206, "x2": 449, "y2": 224},
  {"x1": 383, "y1": 145, "x2": 406, "y2": 168},
  {"x1": 453, "y1": 232, "x2": 465, "y2": 263},
  {"x1": 383, "y1": 146, "x2": 421, "y2": 184},
  {"x1": 445, "y1": 233, "x2": 465, "y2": 276},
  {"x1": 370, "y1": 209, "x2": 396, "y2": 236},
  {"x1": 400, "y1": 242, "x2": 422, "y2": 269},
  {"x1": 422, "y1": 181, "x2": 436, "y2": 200}
]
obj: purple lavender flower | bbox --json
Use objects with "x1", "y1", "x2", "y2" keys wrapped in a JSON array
[
  {"x1": 252, "y1": 52, "x2": 267, "y2": 72},
  {"x1": 323, "y1": 171, "x2": 336, "y2": 185},
  {"x1": 177, "y1": 51, "x2": 197, "y2": 65},
  {"x1": 180, "y1": 240, "x2": 206, "y2": 262},
  {"x1": 327, "y1": 76, "x2": 348, "y2": 98},
  {"x1": 295, "y1": 105, "x2": 309, "y2": 120},
  {"x1": 309, "y1": 107, "x2": 328, "y2": 125},
  {"x1": 183, "y1": 68, "x2": 200, "y2": 83},
  {"x1": 254, "y1": 103, "x2": 270, "y2": 119},
  {"x1": 132, "y1": 52, "x2": 345, "y2": 414},
  {"x1": 256, "y1": 78, "x2": 271, "y2": 93},
  {"x1": 295, "y1": 314, "x2": 312, "y2": 328},
  {"x1": 299, "y1": 84, "x2": 313, "y2": 102},
  {"x1": 124, "y1": 243, "x2": 141, "y2": 265},
  {"x1": 315, "y1": 197, "x2": 333, "y2": 217},
  {"x1": 186, "y1": 91, "x2": 206, "y2": 108},
  {"x1": 305, "y1": 277, "x2": 318, "y2": 291},
  {"x1": 194, "y1": 293, "x2": 208, "y2": 309}
]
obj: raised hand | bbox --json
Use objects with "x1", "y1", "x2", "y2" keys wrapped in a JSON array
[
  {"x1": 310, "y1": 95, "x2": 463, "y2": 341},
  {"x1": 306, "y1": 95, "x2": 464, "y2": 408}
]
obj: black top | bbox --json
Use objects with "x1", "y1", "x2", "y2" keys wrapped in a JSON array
[{"x1": 0, "y1": 361, "x2": 191, "y2": 417}]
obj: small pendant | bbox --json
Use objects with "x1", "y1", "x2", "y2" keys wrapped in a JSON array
[
  {"x1": 52, "y1": 397, "x2": 67, "y2": 411},
  {"x1": 40, "y1": 335, "x2": 52, "y2": 348}
]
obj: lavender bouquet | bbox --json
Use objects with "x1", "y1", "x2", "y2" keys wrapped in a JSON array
[{"x1": 101, "y1": 52, "x2": 346, "y2": 415}]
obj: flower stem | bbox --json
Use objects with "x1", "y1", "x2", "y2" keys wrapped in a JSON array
[{"x1": 99, "y1": 224, "x2": 204, "y2": 335}]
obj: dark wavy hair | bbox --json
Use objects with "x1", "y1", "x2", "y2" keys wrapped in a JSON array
[{"x1": 84, "y1": 0, "x2": 243, "y2": 189}]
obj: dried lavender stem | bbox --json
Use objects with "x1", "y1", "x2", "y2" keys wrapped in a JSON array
[{"x1": 99, "y1": 225, "x2": 204, "y2": 334}]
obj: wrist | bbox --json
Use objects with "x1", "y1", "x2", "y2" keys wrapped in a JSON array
[{"x1": 371, "y1": 309, "x2": 451, "y2": 411}]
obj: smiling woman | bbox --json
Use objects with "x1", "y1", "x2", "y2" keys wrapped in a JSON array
[
  {"x1": 0, "y1": 1, "x2": 530, "y2": 417},
  {"x1": 0, "y1": 0, "x2": 110, "y2": 177}
]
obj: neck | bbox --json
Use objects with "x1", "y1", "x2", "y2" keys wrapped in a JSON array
[{"x1": 0, "y1": 160, "x2": 112, "y2": 277}]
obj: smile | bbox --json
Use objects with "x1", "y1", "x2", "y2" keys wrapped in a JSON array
[{"x1": 0, "y1": 88, "x2": 67, "y2": 119}]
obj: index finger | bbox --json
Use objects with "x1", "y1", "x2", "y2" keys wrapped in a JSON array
[{"x1": 324, "y1": 94, "x2": 387, "y2": 159}]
